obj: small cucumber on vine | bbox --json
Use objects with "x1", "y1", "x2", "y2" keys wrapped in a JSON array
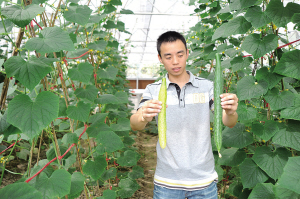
[
  {"x1": 214, "y1": 53, "x2": 223, "y2": 158},
  {"x1": 158, "y1": 77, "x2": 167, "y2": 149}
]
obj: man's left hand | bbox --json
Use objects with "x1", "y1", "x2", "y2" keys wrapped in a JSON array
[{"x1": 220, "y1": 93, "x2": 238, "y2": 115}]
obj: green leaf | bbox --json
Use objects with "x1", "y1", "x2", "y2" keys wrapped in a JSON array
[
  {"x1": 94, "y1": 94, "x2": 120, "y2": 104},
  {"x1": 239, "y1": 158, "x2": 269, "y2": 189},
  {"x1": 7, "y1": 92, "x2": 59, "y2": 139},
  {"x1": 115, "y1": 92, "x2": 128, "y2": 103},
  {"x1": 103, "y1": 4, "x2": 116, "y2": 14},
  {"x1": 82, "y1": 156, "x2": 107, "y2": 180},
  {"x1": 222, "y1": 123, "x2": 253, "y2": 148},
  {"x1": 34, "y1": 169, "x2": 71, "y2": 199},
  {"x1": 274, "y1": 184, "x2": 300, "y2": 199},
  {"x1": 230, "y1": 56, "x2": 253, "y2": 72},
  {"x1": 252, "y1": 146, "x2": 291, "y2": 180},
  {"x1": 229, "y1": 0, "x2": 260, "y2": 10},
  {"x1": 69, "y1": 172, "x2": 85, "y2": 197},
  {"x1": 117, "y1": 150, "x2": 139, "y2": 166},
  {"x1": 63, "y1": 5, "x2": 92, "y2": 26},
  {"x1": 256, "y1": 67, "x2": 282, "y2": 89},
  {"x1": 248, "y1": 183, "x2": 276, "y2": 199},
  {"x1": 228, "y1": 181, "x2": 243, "y2": 197},
  {"x1": 241, "y1": 34, "x2": 278, "y2": 59},
  {"x1": 277, "y1": 156, "x2": 300, "y2": 194},
  {"x1": 25, "y1": 26, "x2": 75, "y2": 53},
  {"x1": 87, "y1": 123, "x2": 112, "y2": 138},
  {"x1": 99, "y1": 189, "x2": 117, "y2": 199},
  {"x1": 265, "y1": 0, "x2": 300, "y2": 28},
  {"x1": 4, "y1": 56, "x2": 52, "y2": 90},
  {"x1": 236, "y1": 102, "x2": 257, "y2": 121},
  {"x1": 62, "y1": 133, "x2": 78, "y2": 145},
  {"x1": 128, "y1": 166, "x2": 144, "y2": 179},
  {"x1": 212, "y1": 16, "x2": 251, "y2": 40},
  {"x1": 274, "y1": 49, "x2": 300, "y2": 80},
  {"x1": 97, "y1": 66, "x2": 118, "y2": 80},
  {"x1": 0, "y1": 112, "x2": 10, "y2": 133},
  {"x1": 237, "y1": 76, "x2": 268, "y2": 100},
  {"x1": 96, "y1": 131, "x2": 124, "y2": 153},
  {"x1": 118, "y1": 178, "x2": 140, "y2": 198},
  {"x1": 272, "y1": 120, "x2": 300, "y2": 151},
  {"x1": 1, "y1": 4, "x2": 44, "y2": 27},
  {"x1": 88, "y1": 113, "x2": 108, "y2": 124},
  {"x1": 244, "y1": 6, "x2": 272, "y2": 28},
  {"x1": 281, "y1": 106, "x2": 300, "y2": 120},
  {"x1": 120, "y1": 9, "x2": 134, "y2": 14},
  {"x1": 87, "y1": 40, "x2": 108, "y2": 51},
  {"x1": 111, "y1": 118, "x2": 131, "y2": 132},
  {"x1": 218, "y1": 147, "x2": 246, "y2": 167},
  {"x1": 66, "y1": 49, "x2": 89, "y2": 60},
  {"x1": 88, "y1": 14, "x2": 106, "y2": 23},
  {"x1": 264, "y1": 88, "x2": 294, "y2": 110},
  {"x1": 0, "y1": 20, "x2": 14, "y2": 34},
  {"x1": 74, "y1": 85, "x2": 98, "y2": 102},
  {"x1": 101, "y1": 167, "x2": 117, "y2": 181},
  {"x1": 66, "y1": 101, "x2": 91, "y2": 122},
  {"x1": 0, "y1": 182, "x2": 43, "y2": 199},
  {"x1": 260, "y1": 120, "x2": 279, "y2": 141},
  {"x1": 68, "y1": 62, "x2": 94, "y2": 84}
]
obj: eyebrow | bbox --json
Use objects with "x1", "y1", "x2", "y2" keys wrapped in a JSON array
[{"x1": 163, "y1": 50, "x2": 185, "y2": 57}]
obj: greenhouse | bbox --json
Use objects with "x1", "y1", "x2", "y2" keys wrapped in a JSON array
[{"x1": 0, "y1": 0, "x2": 300, "y2": 198}]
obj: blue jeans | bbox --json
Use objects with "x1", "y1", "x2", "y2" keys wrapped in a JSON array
[{"x1": 153, "y1": 181, "x2": 218, "y2": 199}]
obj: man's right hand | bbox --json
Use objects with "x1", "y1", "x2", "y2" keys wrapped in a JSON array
[{"x1": 141, "y1": 99, "x2": 163, "y2": 122}]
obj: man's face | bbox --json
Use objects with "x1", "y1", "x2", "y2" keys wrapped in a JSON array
[{"x1": 158, "y1": 39, "x2": 189, "y2": 78}]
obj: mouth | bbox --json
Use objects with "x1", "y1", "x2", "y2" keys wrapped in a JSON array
[{"x1": 172, "y1": 67, "x2": 181, "y2": 72}]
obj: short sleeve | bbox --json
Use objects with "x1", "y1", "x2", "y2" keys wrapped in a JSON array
[{"x1": 137, "y1": 85, "x2": 153, "y2": 110}]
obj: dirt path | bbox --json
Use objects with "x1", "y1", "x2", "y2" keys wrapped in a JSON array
[{"x1": 130, "y1": 131, "x2": 158, "y2": 199}]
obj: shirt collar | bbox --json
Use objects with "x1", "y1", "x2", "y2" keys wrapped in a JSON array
[{"x1": 165, "y1": 70, "x2": 199, "y2": 88}]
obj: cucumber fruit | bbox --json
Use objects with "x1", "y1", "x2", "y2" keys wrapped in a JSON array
[
  {"x1": 158, "y1": 77, "x2": 167, "y2": 149},
  {"x1": 214, "y1": 53, "x2": 223, "y2": 158}
]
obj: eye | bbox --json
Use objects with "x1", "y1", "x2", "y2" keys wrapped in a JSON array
[{"x1": 166, "y1": 57, "x2": 171, "y2": 60}]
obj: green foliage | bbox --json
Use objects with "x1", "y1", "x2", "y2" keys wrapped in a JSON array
[{"x1": 186, "y1": 0, "x2": 300, "y2": 198}]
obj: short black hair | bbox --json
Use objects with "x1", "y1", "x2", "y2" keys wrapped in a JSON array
[{"x1": 157, "y1": 31, "x2": 187, "y2": 57}]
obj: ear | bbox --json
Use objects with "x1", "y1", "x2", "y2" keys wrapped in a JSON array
[
  {"x1": 186, "y1": 49, "x2": 189, "y2": 59},
  {"x1": 158, "y1": 54, "x2": 162, "y2": 63}
]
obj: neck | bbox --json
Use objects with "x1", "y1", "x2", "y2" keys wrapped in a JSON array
[{"x1": 168, "y1": 70, "x2": 190, "y2": 88}]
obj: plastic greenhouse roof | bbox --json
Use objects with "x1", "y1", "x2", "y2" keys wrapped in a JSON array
[{"x1": 116, "y1": 0, "x2": 199, "y2": 66}]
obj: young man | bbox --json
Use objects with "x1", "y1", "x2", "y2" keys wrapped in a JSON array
[{"x1": 130, "y1": 31, "x2": 238, "y2": 199}]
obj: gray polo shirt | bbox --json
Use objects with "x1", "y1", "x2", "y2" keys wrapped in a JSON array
[{"x1": 138, "y1": 71, "x2": 218, "y2": 191}]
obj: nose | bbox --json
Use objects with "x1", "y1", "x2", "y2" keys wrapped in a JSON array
[{"x1": 172, "y1": 56, "x2": 179, "y2": 65}]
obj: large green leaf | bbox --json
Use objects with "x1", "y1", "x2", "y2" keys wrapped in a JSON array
[
  {"x1": 117, "y1": 150, "x2": 140, "y2": 166},
  {"x1": 1, "y1": 4, "x2": 44, "y2": 27},
  {"x1": 229, "y1": 0, "x2": 260, "y2": 10},
  {"x1": 110, "y1": 118, "x2": 131, "y2": 131},
  {"x1": 212, "y1": 16, "x2": 251, "y2": 40},
  {"x1": 265, "y1": 0, "x2": 300, "y2": 28},
  {"x1": 34, "y1": 169, "x2": 71, "y2": 199},
  {"x1": 88, "y1": 113, "x2": 108, "y2": 124},
  {"x1": 4, "y1": 56, "x2": 52, "y2": 91},
  {"x1": 69, "y1": 172, "x2": 85, "y2": 197},
  {"x1": 236, "y1": 102, "x2": 257, "y2": 121},
  {"x1": 63, "y1": 5, "x2": 92, "y2": 26},
  {"x1": 0, "y1": 19, "x2": 14, "y2": 34},
  {"x1": 25, "y1": 26, "x2": 75, "y2": 53},
  {"x1": 274, "y1": 184, "x2": 300, "y2": 199},
  {"x1": 101, "y1": 167, "x2": 117, "y2": 181},
  {"x1": 252, "y1": 146, "x2": 291, "y2": 180},
  {"x1": 248, "y1": 183, "x2": 275, "y2": 199},
  {"x1": 128, "y1": 166, "x2": 144, "y2": 180},
  {"x1": 241, "y1": 34, "x2": 278, "y2": 59},
  {"x1": 74, "y1": 85, "x2": 98, "y2": 102},
  {"x1": 82, "y1": 156, "x2": 107, "y2": 180},
  {"x1": 237, "y1": 76, "x2": 268, "y2": 100},
  {"x1": 95, "y1": 131, "x2": 124, "y2": 153},
  {"x1": 274, "y1": 49, "x2": 300, "y2": 80},
  {"x1": 103, "y1": 4, "x2": 117, "y2": 14},
  {"x1": 7, "y1": 92, "x2": 59, "y2": 139},
  {"x1": 244, "y1": 6, "x2": 272, "y2": 28},
  {"x1": 222, "y1": 123, "x2": 253, "y2": 148},
  {"x1": 95, "y1": 94, "x2": 123, "y2": 104},
  {"x1": 68, "y1": 62, "x2": 94, "y2": 84},
  {"x1": 218, "y1": 147, "x2": 246, "y2": 167},
  {"x1": 118, "y1": 178, "x2": 140, "y2": 199},
  {"x1": 256, "y1": 67, "x2": 282, "y2": 89},
  {"x1": 277, "y1": 156, "x2": 300, "y2": 194},
  {"x1": 264, "y1": 88, "x2": 294, "y2": 110},
  {"x1": 99, "y1": 189, "x2": 117, "y2": 199},
  {"x1": 0, "y1": 112, "x2": 10, "y2": 133},
  {"x1": 0, "y1": 182, "x2": 43, "y2": 199},
  {"x1": 97, "y1": 66, "x2": 118, "y2": 80},
  {"x1": 260, "y1": 120, "x2": 279, "y2": 141},
  {"x1": 272, "y1": 120, "x2": 300, "y2": 151},
  {"x1": 239, "y1": 158, "x2": 269, "y2": 189},
  {"x1": 230, "y1": 56, "x2": 253, "y2": 72},
  {"x1": 87, "y1": 40, "x2": 108, "y2": 51},
  {"x1": 66, "y1": 101, "x2": 91, "y2": 122},
  {"x1": 86, "y1": 123, "x2": 112, "y2": 138},
  {"x1": 281, "y1": 106, "x2": 300, "y2": 120}
]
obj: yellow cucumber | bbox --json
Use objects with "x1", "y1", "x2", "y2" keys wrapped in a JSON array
[
  {"x1": 214, "y1": 53, "x2": 223, "y2": 158},
  {"x1": 158, "y1": 77, "x2": 167, "y2": 149}
]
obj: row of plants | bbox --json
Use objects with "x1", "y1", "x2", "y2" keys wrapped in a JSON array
[
  {"x1": 0, "y1": 0, "x2": 143, "y2": 198},
  {"x1": 185, "y1": 0, "x2": 300, "y2": 198}
]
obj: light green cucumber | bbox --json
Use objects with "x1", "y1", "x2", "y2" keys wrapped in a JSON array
[
  {"x1": 158, "y1": 77, "x2": 167, "y2": 149},
  {"x1": 214, "y1": 53, "x2": 223, "y2": 158}
]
